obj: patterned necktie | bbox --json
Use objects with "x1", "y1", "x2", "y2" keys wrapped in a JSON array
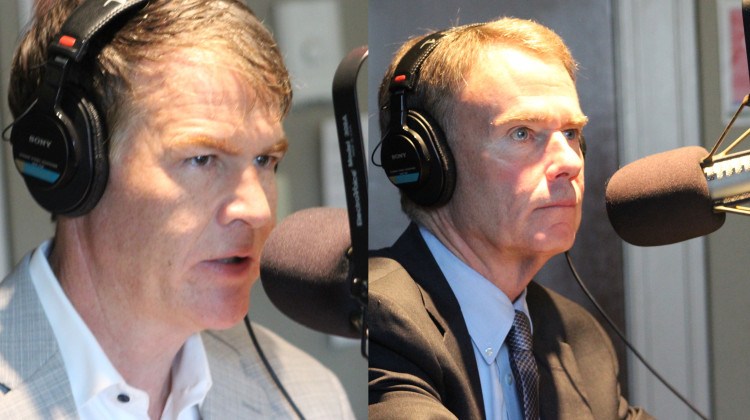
[{"x1": 507, "y1": 310, "x2": 540, "y2": 420}]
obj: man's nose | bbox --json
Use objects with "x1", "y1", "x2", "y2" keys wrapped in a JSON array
[
  {"x1": 218, "y1": 168, "x2": 274, "y2": 228},
  {"x1": 546, "y1": 132, "x2": 583, "y2": 181}
]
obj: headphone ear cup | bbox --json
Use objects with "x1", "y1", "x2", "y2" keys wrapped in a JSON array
[
  {"x1": 10, "y1": 89, "x2": 108, "y2": 217},
  {"x1": 380, "y1": 109, "x2": 455, "y2": 207},
  {"x1": 66, "y1": 93, "x2": 109, "y2": 217},
  {"x1": 406, "y1": 110, "x2": 455, "y2": 207},
  {"x1": 580, "y1": 133, "x2": 587, "y2": 159}
]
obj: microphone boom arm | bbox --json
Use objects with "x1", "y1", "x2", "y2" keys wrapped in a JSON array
[
  {"x1": 700, "y1": 95, "x2": 750, "y2": 215},
  {"x1": 332, "y1": 46, "x2": 369, "y2": 358}
]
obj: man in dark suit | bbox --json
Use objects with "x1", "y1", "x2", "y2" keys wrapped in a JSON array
[{"x1": 369, "y1": 18, "x2": 654, "y2": 419}]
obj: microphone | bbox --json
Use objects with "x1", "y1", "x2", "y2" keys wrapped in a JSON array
[
  {"x1": 259, "y1": 207, "x2": 362, "y2": 338},
  {"x1": 605, "y1": 146, "x2": 727, "y2": 246},
  {"x1": 258, "y1": 46, "x2": 368, "y2": 348}
]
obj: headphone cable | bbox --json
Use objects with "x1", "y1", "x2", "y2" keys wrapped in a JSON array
[{"x1": 564, "y1": 251, "x2": 709, "y2": 420}]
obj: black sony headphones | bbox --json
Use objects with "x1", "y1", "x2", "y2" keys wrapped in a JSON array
[
  {"x1": 9, "y1": 0, "x2": 148, "y2": 217},
  {"x1": 379, "y1": 30, "x2": 456, "y2": 208}
]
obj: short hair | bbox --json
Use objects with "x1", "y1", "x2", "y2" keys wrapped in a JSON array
[
  {"x1": 8, "y1": 0, "x2": 292, "y2": 160},
  {"x1": 378, "y1": 17, "x2": 578, "y2": 223}
]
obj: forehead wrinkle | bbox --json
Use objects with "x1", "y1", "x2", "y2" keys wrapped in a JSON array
[
  {"x1": 134, "y1": 49, "x2": 261, "y2": 122},
  {"x1": 136, "y1": 69, "x2": 270, "y2": 155}
]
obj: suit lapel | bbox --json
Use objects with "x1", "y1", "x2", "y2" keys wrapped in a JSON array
[
  {"x1": 527, "y1": 282, "x2": 594, "y2": 419},
  {"x1": 200, "y1": 323, "x2": 288, "y2": 420},
  {"x1": 200, "y1": 376, "x2": 271, "y2": 420},
  {"x1": 379, "y1": 223, "x2": 486, "y2": 419},
  {"x1": 0, "y1": 350, "x2": 77, "y2": 420},
  {"x1": 0, "y1": 255, "x2": 77, "y2": 419},
  {"x1": 199, "y1": 327, "x2": 276, "y2": 419}
]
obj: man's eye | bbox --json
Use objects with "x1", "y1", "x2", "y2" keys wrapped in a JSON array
[
  {"x1": 188, "y1": 155, "x2": 213, "y2": 166},
  {"x1": 510, "y1": 127, "x2": 530, "y2": 141},
  {"x1": 562, "y1": 129, "x2": 580, "y2": 141},
  {"x1": 255, "y1": 155, "x2": 275, "y2": 168}
]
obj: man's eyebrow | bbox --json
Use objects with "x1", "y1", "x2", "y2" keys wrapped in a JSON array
[
  {"x1": 167, "y1": 135, "x2": 289, "y2": 155},
  {"x1": 266, "y1": 137, "x2": 289, "y2": 154},
  {"x1": 492, "y1": 112, "x2": 589, "y2": 128},
  {"x1": 168, "y1": 135, "x2": 241, "y2": 154}
]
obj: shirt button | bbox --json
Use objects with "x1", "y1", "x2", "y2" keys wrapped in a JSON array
[
  {"x1": 484, "y1": 348, "x2": 494, "y2": 357},
  {"x1": 117, "y1": 393, "x2": 130, "y2": 403},
  {"x1": 506, "y1": 374, "x2": 513, "y2": 385}
]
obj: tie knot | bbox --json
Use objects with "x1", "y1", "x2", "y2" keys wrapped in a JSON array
[{"x1": 507, "y1": 310, "x2": 533, "y2": 352}]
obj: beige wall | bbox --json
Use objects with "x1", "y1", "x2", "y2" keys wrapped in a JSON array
[
  {"x1": 698, "y1": 2, "x2": 750, "y2": 418},
  {"x1": 0, "y1": 1, "x2": 366, "y2": 418}
]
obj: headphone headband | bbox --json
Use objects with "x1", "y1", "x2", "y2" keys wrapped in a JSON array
[
  {"x1": 51, "y1": 0, "x2": 149, "y2": 62},
  {"x1": 41, "y1": 0, "x2": 148, "y2": 110},
  {"x1": 390, "y1": 23, "x2": 484, "y2": 93},
  {"x1": 389, "y1": 31, "x2": 447, "y2": 93}
]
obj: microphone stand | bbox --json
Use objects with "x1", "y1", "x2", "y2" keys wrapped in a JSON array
[
  {"x1": 699, "y1": 0, "x2": 750, "y2": 215},
  {"x1": 332, "y1": 46, "x2": 369, "y2": 359}
]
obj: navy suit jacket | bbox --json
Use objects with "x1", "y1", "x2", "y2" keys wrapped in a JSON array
[{"x1": 368, "y1": 223, "x2": 654, "y2": 419}]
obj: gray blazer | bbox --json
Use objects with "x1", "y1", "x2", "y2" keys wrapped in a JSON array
[{"x1": 0, "y1": 252, "x2": 354, "y2": 419}]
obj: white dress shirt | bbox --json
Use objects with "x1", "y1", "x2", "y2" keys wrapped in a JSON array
[
  {"x1": 420, "y1": 227, "x2": 533, "y2": 420},
  {"x1": 28, "y1": 240, "x2": 213, "y2": 420}
]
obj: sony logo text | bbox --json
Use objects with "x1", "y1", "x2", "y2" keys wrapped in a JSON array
[{"x1": 28, "y1": 135, "x2": 53, "y2": 148}]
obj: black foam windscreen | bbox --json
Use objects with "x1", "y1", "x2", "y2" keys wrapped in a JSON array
[
  {"x1": 259, "y1": 207, "x2": 360, "y2": 338},
  {"x1": 605, "y1": 146, "x2": 726, "y2": 246}
]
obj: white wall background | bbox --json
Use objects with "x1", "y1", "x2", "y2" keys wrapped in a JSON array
[{"x1": 616, "y1": 1, "x2": 710, "y2": 418}]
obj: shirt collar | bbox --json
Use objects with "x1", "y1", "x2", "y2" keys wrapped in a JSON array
[
  {"x1": 419, "y1": 226, "x2": 532, "y2": 364},
  {"x1": 28, "y1": 240, "x2": 213, "y2": 417},
  {"x1": 165, "y1": 334, "x2": 213, "y2": 416}
]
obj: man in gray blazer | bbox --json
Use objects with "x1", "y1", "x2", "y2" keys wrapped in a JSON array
[
  {"x1": 0, "y1": 0, "x2": 354, "y2": 419},
  {"x1": 369, "y1": 18, "x2": 654, "y2": 419}
]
